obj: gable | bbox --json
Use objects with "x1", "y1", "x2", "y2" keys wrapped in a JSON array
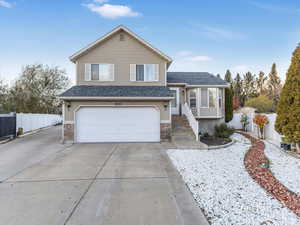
[{"x1": 70, "y1": 25, "x2": 172, "y2": 65}]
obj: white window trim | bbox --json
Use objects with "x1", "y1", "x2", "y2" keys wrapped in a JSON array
[
  {"x1": 131, "y1": 64, "x2": 159, "y2": 82},
  {"x1": 188, "y1": 89, "x2": 197, "y2": 108},
  {"x1": 199, "y1": 88, "x2": 209, "y2": 109},
  {"x1": 200, "y1": 88, "x2": 220, "y2": 109},
  {"x1": 86, "y1": 63, "x2": 114, "y2": 82}
]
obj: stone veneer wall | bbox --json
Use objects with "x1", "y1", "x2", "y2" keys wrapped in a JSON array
[
  {"x1": 160, "y1": 123, "x2": 171, "y2": 141},
  {"x1": 63, "y1": 124, "x2": 74, "y2": 144}
]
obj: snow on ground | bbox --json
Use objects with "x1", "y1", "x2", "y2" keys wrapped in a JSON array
[
  {"x1": 265, "y1": 142, "x2": 300, "y2": 196},
  {"x1": 167, "y1": 133, "x2": 300, "y2": 225}
]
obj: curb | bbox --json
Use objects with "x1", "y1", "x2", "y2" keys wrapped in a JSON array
[{"x1": 207, "y1": 139, "x2": 235, "y2": 150}]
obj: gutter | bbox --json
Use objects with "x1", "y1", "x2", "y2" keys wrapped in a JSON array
[
  {"x1": 167, "y1": 83, "x2": 230, "y2": 88},
  {"x1": 59, "y1": 96, "x2": 174, "y2": 101}
]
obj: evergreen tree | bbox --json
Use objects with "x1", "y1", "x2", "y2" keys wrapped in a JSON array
[
  {"x1": 224, "y1": 70, "x2": 233, "y2": 88},
  {"x1": 256, "y1": 71, "x2": 267, "y2": 95},
  {"x1": 224, "y1": 70, "x2": 233, "y2": 122},
  {"x1": 267, "y1": 63, "x2": 282, "y2": 108},
  {"x1": 233, "y1": 73, "x2": 243, "y2": 101},
  {"x1": 225, "y1": 88, "x2": 233, "y2": 122},
  {"x1": 242, "y1": 72, "x2": 257, "y2": 104},
  {"x1": 275, "y1": 44, "x2": 300, "y2": 153}
]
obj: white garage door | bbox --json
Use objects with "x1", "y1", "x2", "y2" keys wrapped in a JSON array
[{"x1": 75, "y1": 107, "x2": 160, "y2": 143}]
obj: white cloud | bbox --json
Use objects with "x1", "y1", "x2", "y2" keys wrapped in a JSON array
[
  {"x1": 93, "y1": 0, "x2": 109, "y2": 3},
  {"x1": 177, "y1": 51, "x2": 192, "y2": 57},
  {"x1": 232, "y1": 65, "x2": 249, "y2": 74},
  {"x1": 200, "y1": 25, "x2": 245, "y2": 41},
  {"x1": 83, "y1": 3, "x2": 141, "y2": 19},
  {"x1": 249, "y1": 1, "x2": 299, "y2": 14},
  {"x1": 186, "y1": 55, "x2": 212, "y2": 62},
  {"x1": 0, "y1": 0, "x2": 13, "y2": 8},
  {"x1": 169, "y1": 52, "x2": 213, "y2": 72}
]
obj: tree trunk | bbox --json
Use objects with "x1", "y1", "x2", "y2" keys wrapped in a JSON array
[{"x1": 296, "y1": 143, "x2": 300, "y2": 154}]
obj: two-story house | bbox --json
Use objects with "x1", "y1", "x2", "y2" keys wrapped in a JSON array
[{"x1": 60, "y1": 25, "x2": 228, "y2": 143}]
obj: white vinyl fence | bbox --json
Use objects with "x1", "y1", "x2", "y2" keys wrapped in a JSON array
[
  {"x1": 16, "y1": 113, "x2": 62, "y2": 134},
  {"x1": 228, "y1": 113, "x2": 282, "y2": 146}
]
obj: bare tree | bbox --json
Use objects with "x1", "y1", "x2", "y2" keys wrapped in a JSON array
[
  {"x1": 256, "y1": 71, "x2": 267, "y2": 95},
  {"x1": 0, "y1": 80, "x2": 8, "y2": 113},
  {"x1": 6, "y1": 64, "x2": 70, "y2": 114}
]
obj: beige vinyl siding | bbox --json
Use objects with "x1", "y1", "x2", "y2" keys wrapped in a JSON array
[
  {"x1": 63, "y1": 100, "x2": 171, "y2": 122},
  {"x1": 76, "y1": 31, "x2": 167, "y2": 86}
]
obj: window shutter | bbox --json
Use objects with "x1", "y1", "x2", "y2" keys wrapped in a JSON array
[
  {"x1": 154, "y1": 64, "x2": 159, "y2": 81},
  {"x1": 130, "y1": 64, "x2": 136, "y2": 81},
  {"x1": 85, "y1": 64, "x2": 91, "y2": 81},
  {"x1": 109, "y1": 64, "x2": 114, "y2": 81}
]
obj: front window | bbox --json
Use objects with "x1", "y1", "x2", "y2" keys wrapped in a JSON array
[
  {"x1": 91, "y1": 64, "x2": 113, "y2": 81},
  {"x1": 209, "y1": 88, "x2": 217, "y2": 108},
  {"x1": 200, "y1": 88, "x2": 217, "y2": 108},
  {"x1": 171, "y1": 90, "x2": 177, "y2": 107},
  {"x1": 189, "y1": 89, "x2": 197, "y2": 108},
  {"x1": 200, "y1": 88, "x2": 208, "y2": 107},
  {"x1": 91, "y1": 64, "x2": 99, "y2": 80},
  {"x1": 219, "y1": 88, "x2": 223, "y2": 108},
  {"x1": 136, "y1": 64, "x2": 157, "y2": 81}
]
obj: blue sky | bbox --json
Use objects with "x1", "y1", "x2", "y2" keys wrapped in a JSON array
[{"x1": 0, "y1": 0, "x2": 299, "y2": 84}]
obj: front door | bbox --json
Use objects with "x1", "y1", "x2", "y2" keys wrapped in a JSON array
[{"x1": 170, "y1": 87, "x2": 180, "y2": 115}]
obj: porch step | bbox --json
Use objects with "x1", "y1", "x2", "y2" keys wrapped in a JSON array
[
  {"x1": 172, "y1": 115, "x2": 196, "y2": 138},
  {"x1": 171, "y1": 115, "x2": 208, "y2": 150}
]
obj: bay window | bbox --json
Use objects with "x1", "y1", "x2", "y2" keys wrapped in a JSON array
[
  {"x1": 189, "y1": 89, "x2": 197, "y2": 108},
  {"x1": 218, "y1": 88, "x2": 223, "y2": 108},
  {"x1": 208, "y1": 88, "x2": 217, "y2": 108},
  {"x1": 200, "y1": 88, "x2": 208, "y2": 107}
]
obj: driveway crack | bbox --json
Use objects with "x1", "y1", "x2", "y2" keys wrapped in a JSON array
[{"x1": 63, "y1": 144, "x2": 118, "y2": 225}]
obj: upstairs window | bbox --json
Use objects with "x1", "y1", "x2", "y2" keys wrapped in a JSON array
[
  {"x1": 85, "y1": 64, "x2": 114, "y2": 81},
  {"x1": 130, "y1": 64, "x2": 159, "y2": 81}
]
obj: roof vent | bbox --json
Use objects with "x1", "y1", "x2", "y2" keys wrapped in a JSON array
[{"x1": 120, "y1": 33, "x2": 125, "y2": 41}]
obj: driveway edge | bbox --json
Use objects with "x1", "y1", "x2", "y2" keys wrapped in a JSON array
[{"x1": 161, "y1": 151, "x2": 210, "y2": 225}]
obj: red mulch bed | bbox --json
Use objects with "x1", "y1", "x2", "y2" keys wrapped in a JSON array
[{"x1": 240, "y1": 132, "x2": 300, "y2": 217}]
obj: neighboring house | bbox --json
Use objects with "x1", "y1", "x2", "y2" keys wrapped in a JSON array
[{"x1": 60, "y1": 25, "x2": 228, "y2": 143}]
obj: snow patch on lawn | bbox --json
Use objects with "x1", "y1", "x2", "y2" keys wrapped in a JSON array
[
  {"x1": 265, "y1": 142, "x2": 300, "y2": 196},
  {"x1": 167, "y1": 133, "x2": 300, "y2": 225}
]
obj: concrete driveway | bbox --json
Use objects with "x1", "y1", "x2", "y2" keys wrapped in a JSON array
[{"x1": 0, "y1": 126, "x2": 208, "y2": 225}]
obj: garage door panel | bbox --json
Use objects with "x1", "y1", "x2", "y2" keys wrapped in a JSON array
[{"x1": 76, "y1": 107, "x2": 160, "y2": 143}]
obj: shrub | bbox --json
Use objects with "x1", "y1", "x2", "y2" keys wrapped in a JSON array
[
  {"x1": 202, "y1": 132, "x2": 210, "y2": 137},
  {"x1": 214, "y1": 123, "x2": 234, "y2": 138},
  {"x1": 245, "y1": 96, "x2": 274, "y2": 113},
  {"x1": 253, "y1": 114, "x2": 269, "y2": 139},
  {"x1": 240, "y1": 113, "x2": 249, "y2": 131}
]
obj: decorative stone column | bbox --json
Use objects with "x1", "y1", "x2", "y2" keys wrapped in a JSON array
[
  {"x1": 160, "y1": 123, "x2": 171, "y2": 141},
  {"x1": 63, "y1": 123, "x2": 74, "y2": 144}
]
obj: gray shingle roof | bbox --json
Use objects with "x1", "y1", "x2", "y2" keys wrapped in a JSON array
[
  {"x1": 60, "y1": 85, "x2": 173, "y2": 98},
  {"x1": 167, "y1": 72, "x2": 228, "y2": 86}
]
